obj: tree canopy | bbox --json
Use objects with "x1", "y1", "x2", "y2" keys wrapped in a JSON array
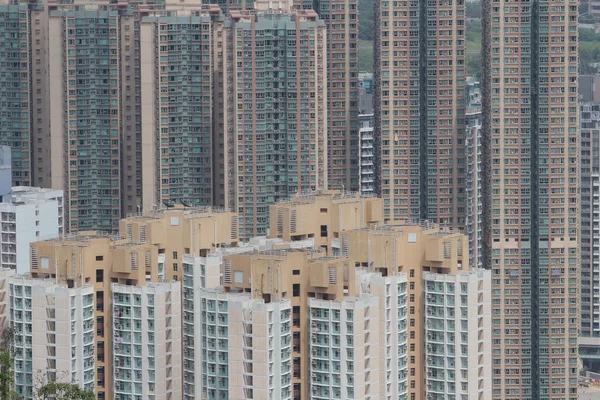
[{"x1": 35, "y1": 382, "x2": 94, "y2": 400}]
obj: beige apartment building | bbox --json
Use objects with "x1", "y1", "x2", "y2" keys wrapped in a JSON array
[
  {"x1": 119, "y1": 206, "x2": 239, "y2": 281},
  {"x1": 481, "y1": 0, "x2": 579, "y2": 394},
  {"x1": 28, "y1": 206, "x2": 236, "y2": 400},
  {"x1": 268, "y1": 190, "x2": 384, "y2": 254},
  {"x1": 30, "y1": 233, "x2": 160, "y2": 400},
  {"x1": 222, "y1": 249, "x2": 353, "y2": 400},
  {"x1": 373, "y1": 0, "x2": 466, "y2": 226}
]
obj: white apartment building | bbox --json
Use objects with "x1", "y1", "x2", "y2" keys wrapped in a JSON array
[
  {"x1": 465, "y1": 110, "x2": 483, "y2": 270},
  {"x1": 0, "y1": 186, "x2": 64, "y2": 273},
  {"x1": 423, "y1": 269, "x2": 492, "y2": 400},
  {"x1": 112, "y1": 281, "x2": 182, "y2": 400},
  {"x1": 195, "y1": 289, "x2": 293, "y2": 400},
  {"x1": 308, "y1": 271, "x2": 409, "y2": 400},
  {"x1": 181, "y1": 237, "x2": 315, "y2": 400},
  {"x1": 359, "y1": 114, "x2": 375, "y2": 195},
  {"x1": 0, "y1": 268, "x2": 15, "y2": 329},
  {"x1": 9, "y1": 276, "x2": 95, "y2": 399}
]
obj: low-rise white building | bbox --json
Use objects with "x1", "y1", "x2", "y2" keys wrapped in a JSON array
[
  {"x1": 112, "y1": 281, "x2": 182, "y2": 400},
  {"x1": 9, "y1": 276, "x2": 95, "y2": 399},
  {"x1": 0, "y1": 187, "x2": 64, "y2": 273}
]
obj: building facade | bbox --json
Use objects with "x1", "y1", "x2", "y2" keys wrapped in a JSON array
[
  {"x1": 139, "y1": 6, "x2": 224, "y2": 210},
  {"x1": 195, "y1": 289, "x2": 293, "y2": 400},
  {"x1": 0, "y1": 186, "x2": 63, "y2": 273},
  {"x1": 359, "y1": 114, "x2": 375, "y2": 195},
  {"x1": 580, "y1": 102, "x2": 600, "y2": 370},
  {"x1": 112, "y1": 281, "x2": 182, "y2": 400},
  {"x1": 423, "y1": 269, "x2": 492, "y2": 399},
  {"x1": 268, "y1": 190, "x2": 384, "y2": 255},
  {"x1": 481, "y1": 0, "x2": 579, "y2": 396},
  {"x1": 225, "y1": 10, "x2": 328, "y2": 238},
  {"x1": 373, "y1": 0, "x2": 466, "y2": 226},
  {"x1": 9, "y1": 276, "x2": 95, "y2": 399},
  {"x1": 465, "y1": 110, "x2": 482, "y2": 270},
  {"x1": 0, "y1": 5, "x2": 31, "y2": 187},
  {"x1": 311, "y1": 0, "x2": 359, "y2": 192}
]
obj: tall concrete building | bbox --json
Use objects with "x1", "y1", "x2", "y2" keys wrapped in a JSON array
[
  {"x1": 139, "y1": 5, "x2": 225, "y2": 211},
  {"x1": 112, "y1": 281, "x2": 182, "y2": 400},
  {"x1": 465, "y1": 110, "x2": 482, "y2": 270},
  {"x1": 0, "y1": 186, "x2": 63, "y2": 273},
  {"x1": 373, "y1": 0, "x2": 466, "y2": 226},
  {"x1": 580, "y1": 102, "x2": 600, "y2": 370},
  {"x1": 47, "y1": 6, "x2": 125, "y2": 233},
  {"x1": 310, "y1": 0, "x2": 360, "y2": 192},
  {"x1": 268, "y1": 190, "x2": 384, "y2": 255},
  {"x1": 0, "y1": 5, "x2": 31, "y2": 188},
  {"x1": 224, "y1": 9, "x2": 328, "y2": 238},
  {"x1": 187, "y1": 195, "x2": 492, "y2": 400},
  {"x1": 9, "y1": 276, "x2": 96, "y2": 399},
  {"x1": 481, "y1": 0, "x2": 579, "y2": 397},
  {"x1": 359, "y1": 114, "x2": 375, "y2": 195}
]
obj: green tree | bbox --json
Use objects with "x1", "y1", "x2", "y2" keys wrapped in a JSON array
[
  {"x1": 0, "y1": 327, "x2": 19, "y2": 400},
  {"x1": 35, "y1": 382, "x2": 94, "y2": 400}
]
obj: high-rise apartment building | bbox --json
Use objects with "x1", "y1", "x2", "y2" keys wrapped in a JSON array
[
  {"x1": 224, "y1": 9, "x2": 328, "y2": 238},
  {"x1": 48, "y1": 7, "x2": 124, "y2": 233},
  {"x1": 465, "y1": 110, "x2": 482, "y2": 270},
  {"x1": 359, "y1": 114, "x2": 375, "y2": 195},
  {"x1": 139, "y1": 5, "x2": 224, "y2": 210},
  {"x1": 579, "y1": 102, "x2": 600, "y2": 370},
  {"x1": 481, "y1": 0, "x2": 579, "y2": 396},
  {"x1": 112, "y1": 281, "x2": 182, "y2": 400},
  {"x1": 30, "y1": 205, "x2": 238, "y2": 400},
  {"x1": 9, "y1": 276, "x2": 95, "y2": 399},
  {"x1": 0, "y1": 5, "x2": 31, "y2": 187},
  {"x1": 119, "y1": 206, "x2": 239, "y2": 280},
  {"x1": 423, "y1": 269, "x2": 492, "y2": 399},
  {"x1": 0, "y1": 186, "x2": 63, "y2": 273},
  {"x1": 268, "y1": 190, "x2": 384, "y2": 255},
  {"x1": 309, "y1": 0, "x2": 359, "y2": 192},
  {"x1": 187, "y1": 196, "x2": 491, "y2": 400},
  {"x1": 308, "y1": 271, "x2": 409, "y2": 399},
  {"x1": 31, "y1": 233, "x2": 161, "y2": 400},
  {"x1": 373, "y1": 0, "x2": 466, "y2": 226},
  {"x1": 195, "y1": 288, "x2": 294, "y2": 400}
]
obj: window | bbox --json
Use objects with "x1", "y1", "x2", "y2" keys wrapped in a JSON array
[
  {"x1": 410, "y1": 294, "x2": 414, "y2": 302},
  {"x1": 96, "y1": 270, "x2": 104, "y2": 283},
  {"x1": 320, "y1": 225, "x2": 328, "y2": 237},
  {"x1": 173, "y1": 263, "x2": 178, "y2": 272},
  {"x1": 410, "y1": 368, "x2": 415, "y2": 376},
  {"x1": 293, "y1": 270, "x2": 300, "y2": 275},
  {"x1": 293, "y1": 284, "x2": 300, "y2": 297},
  {"x1": 96, "y1": 255, "x2": 104, "y2": 261},
  {"x1": 410, "y1": 282, "x2": 414, "y2": 290},
  {"x1": 410, "y1": 318, "x2": 415, "y2": 327},
  {"x1": 410, "y1": 381, "x2": 415, "y2": 389},
  {"x1": 173, "y1": 251, "x2": 178, "y2": 259},
  {"x1": 41, "y1": 257, "x2": 49, "y2": 269},
  {"x1": 410, "y1": 343, "x2": 415, "y2": 351},
  {"x1": 409, "y1": 269, "x2": 414, "y2": 277},
  {"x1": 234, "y1": 271, "x2": 243, "y2": 284}
]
